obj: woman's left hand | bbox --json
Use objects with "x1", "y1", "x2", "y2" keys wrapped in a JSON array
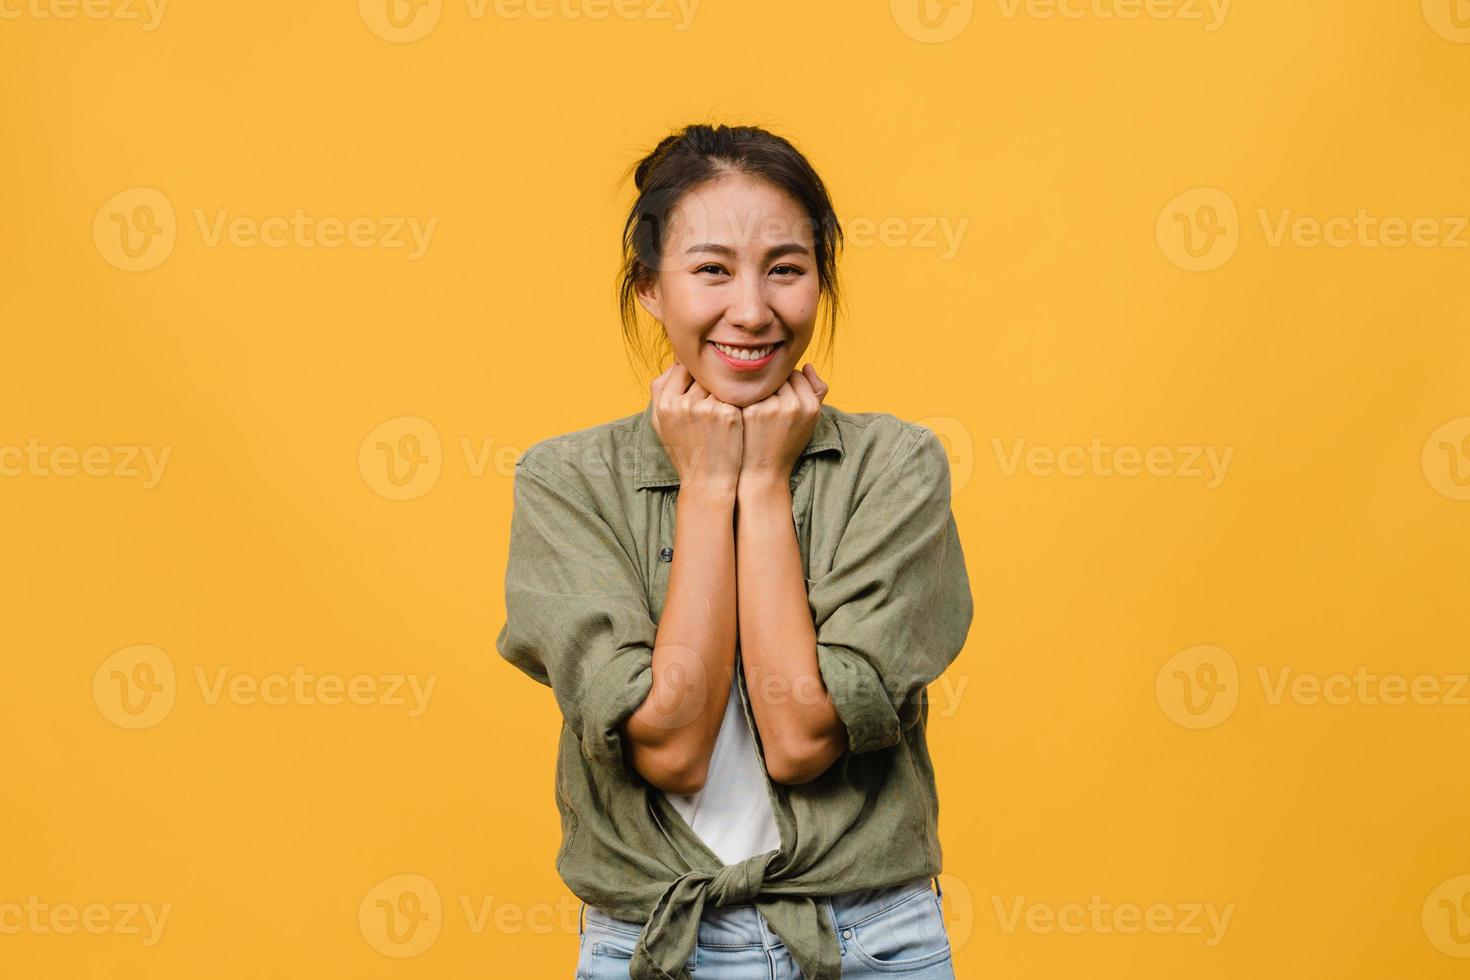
[{"x1": 738, "y1": 364, "x2": 829, "y2": 494}]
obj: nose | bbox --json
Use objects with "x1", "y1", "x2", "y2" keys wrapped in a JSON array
[{"x1": 725, "y1": 271, "x2": 776, "y2": 331}]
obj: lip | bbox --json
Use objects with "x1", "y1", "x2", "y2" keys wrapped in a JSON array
[{"x1": 709, "y1": 340, "x2": 783, "y2": 372}]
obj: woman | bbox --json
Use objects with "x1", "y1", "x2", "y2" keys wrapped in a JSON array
[{"x1": 496, "y1": 123, "x2": 974, "y2": 979}]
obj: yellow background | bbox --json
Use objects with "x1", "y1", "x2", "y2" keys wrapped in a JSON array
[{"x1": 4, "y1": 0, "x2": 1470, "y2": 977}]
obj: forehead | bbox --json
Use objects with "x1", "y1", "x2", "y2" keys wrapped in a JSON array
[{"x1": 665, "y1": 174, "x2": 815, "y2": 247}]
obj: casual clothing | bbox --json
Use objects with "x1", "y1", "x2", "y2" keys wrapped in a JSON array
[
  {"x1": 664, "y1": 676, "x2": 782, "y2": 867},
  {"x1": 577, "y1": 875, "x2": 955, "y2": 979},
  {"x1": 495, "y1": 396, "x2": 975, "y2": 980}
]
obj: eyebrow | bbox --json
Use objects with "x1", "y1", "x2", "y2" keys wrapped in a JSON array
[{"x1": 684, "y1": 242, "x2": 811, "y2": 260}]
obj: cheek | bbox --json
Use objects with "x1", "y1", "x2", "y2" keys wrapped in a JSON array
[
  {"x1": 660, "y1": 279, "x2": 716, "y2": 321},
  {"x1": 774, "y1": 285, "x2": 820, "y2": 328}
]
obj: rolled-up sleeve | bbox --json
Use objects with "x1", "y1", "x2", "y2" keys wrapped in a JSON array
[
  {"x1": 495, "y1": 451, "x2": 656, "y2": 778},
  {"x1": 807, "y1": 425, "x2": 975, "y2": 755}
]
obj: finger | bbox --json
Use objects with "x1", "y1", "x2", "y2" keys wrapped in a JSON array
[
  {"x1": 788, "y1": 370, "x2": 822, "y2": 417},
  {"x1": 657, "y1": 364, "x2": 692, "y2": 417},
  {"x1": 801, "y1": 363, "x2": 829, "y2": 403},
  {"x1": 650, "y1": 363, "x2": 674, "y2": 399},
  {"x1": 666, "y1": 362, "x2": 693, "y2": 397}
]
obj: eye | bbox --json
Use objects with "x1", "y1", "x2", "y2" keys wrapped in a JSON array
[
  {"x1": 771, "y1": 264, "x2": 805, "y2": 277},
  {"x1": 695, "y1": 263, "x2": 727, "y2": 276}
]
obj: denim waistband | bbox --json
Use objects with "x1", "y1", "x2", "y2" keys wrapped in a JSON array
[{"x1": 582, "y1": 874, "x2": 941, "y2": 949}]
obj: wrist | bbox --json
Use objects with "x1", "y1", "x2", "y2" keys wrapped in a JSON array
[
  {"x1": 678, "y1": 481, "x2": 739, "y2": 508},
  {"x1": 737, "y1": 476, "x2": 791, "y2": 504}
]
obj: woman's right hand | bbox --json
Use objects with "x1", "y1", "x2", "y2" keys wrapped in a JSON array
[{"x1": 650, "y1": 362, "x2": 743, "y2": 496}]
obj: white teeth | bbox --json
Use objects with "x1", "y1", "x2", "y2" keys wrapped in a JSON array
[{"x1": 712, "y1": 342, "x2": 776, "y2": 361}]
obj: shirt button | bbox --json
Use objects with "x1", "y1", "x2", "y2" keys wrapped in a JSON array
[{"x1": 659, "y1": 547, "x2": 673, "y2": 562}]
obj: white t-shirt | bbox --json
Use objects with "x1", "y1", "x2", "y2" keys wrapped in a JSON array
[{"x1": 664, "y1": 680, "x2": 782, "y2": 866}]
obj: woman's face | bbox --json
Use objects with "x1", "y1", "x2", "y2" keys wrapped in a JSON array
[{"x1": 635, "y1": 173, "x2": 820, "y2": 408}]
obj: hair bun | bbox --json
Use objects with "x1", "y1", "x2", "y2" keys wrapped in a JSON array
[{"x1": 634, "y1": 132, "x2": 685, "y2": 191}]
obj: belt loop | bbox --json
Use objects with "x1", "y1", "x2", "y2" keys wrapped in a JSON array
[
  {"x1": 578, "y1": 900, "x2": 586, "y2": 937},
  {"x1": 932, "y1": 875, "x2": 943, "y2": 901}
]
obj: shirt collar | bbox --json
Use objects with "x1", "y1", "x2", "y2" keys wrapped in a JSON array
[{"x1": 633, "y1": 397, "x2": 844, "y2": 490}]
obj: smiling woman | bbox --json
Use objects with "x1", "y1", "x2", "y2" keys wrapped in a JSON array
[{"x1": 496, "y1": 122, "x2": 973, "y2": 979}]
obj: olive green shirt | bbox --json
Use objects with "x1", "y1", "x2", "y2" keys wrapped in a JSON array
[{"x1": 495, "y1": 397, "x2": 974, "y2": 980}]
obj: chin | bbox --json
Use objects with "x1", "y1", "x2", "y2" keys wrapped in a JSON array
[{"x1": 713, "y1": 379, "x2": 783, "y2": 408}]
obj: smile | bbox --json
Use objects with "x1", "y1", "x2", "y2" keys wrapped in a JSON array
[{"x1": 709, "y1": 340, "x2": 782, "y2": 371}]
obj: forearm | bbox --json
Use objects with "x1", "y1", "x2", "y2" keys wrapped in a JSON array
[
  {"x1": 623, "y1": 484, "x2": 738, "y2": 794},
  {"x1": 735, "y1": 479, "x2": 846, "y2": 784}
]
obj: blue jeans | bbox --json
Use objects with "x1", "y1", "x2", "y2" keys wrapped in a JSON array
[{"x1": 575, "y1": 874, "x2": 955, "y2": 978}]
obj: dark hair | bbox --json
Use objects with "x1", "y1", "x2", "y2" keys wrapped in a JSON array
[{"x1": 615, "y1": 122, "x2": 844, "y2": 380}]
